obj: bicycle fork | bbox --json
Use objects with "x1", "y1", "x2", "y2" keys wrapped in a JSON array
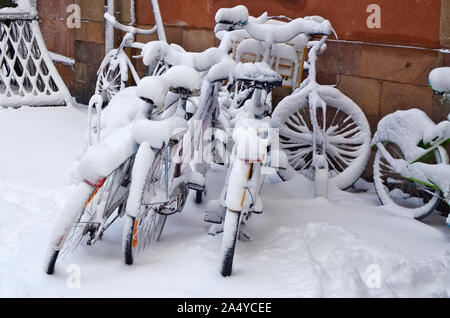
[{"x1": 226, "y1": 159, "x2": 255, "y2": 213}]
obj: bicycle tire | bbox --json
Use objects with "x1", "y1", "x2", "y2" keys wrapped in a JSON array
[
  {"x1": 95, "y1": 50, "x2": 128, "y2": 104},
  {"x1": 220, "y1": 210, "x2": 241, "y2": 277},
  {"x1": 373, "y1": 142, "x2": 443, "y2": 219},
  {"x1": 122, "y1": 146, "x2": 170, "y2": 265},
  {"x1": 273, "y1": 86, "x2": 371, "y2": 189},
  {"x1": 45, "y1": 157, "x2": 133, "y2": 274}
]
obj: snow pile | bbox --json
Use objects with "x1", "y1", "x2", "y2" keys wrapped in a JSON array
[
  {"x1": 97, "y1": 87, "x2": 146, "y2": 135},
  {"x1": 372, "y1": 109, "x2": 437, "y2": 161},
  {"x1": 423, "y1": 120, "x2": 450, "y2": 144},
  {"x1": 236, "y1": 38, "x2": 263, "y2": 61},
  {"x1": 243, "y1": 14, "x2": 332, "y2": 44},
  {"x1": 132, "y1": 116, "x2": 188, "y2": 149},
  {"x1": 215, "y1": 5, "x2": 249, "y2": 24},
  {"x1": 234, "y1": 62, "x2": 282, "y2": 84},
  {"x1": 136, "y1": 76, "x2": 169, "y2": 109},
  {"x1": 392, "y1": 161, "x2": 450, "y2": 201},
  {"x1": 0, "y1": 107, "x2": 449, "y2": 297},
  {"x1": 429, "y1": 67, "x2": 450, "y2": 93},
  {"x1": 205, "y1": 58, "x2": 236, "y2": 83},
  {"x1": 77, "y1": 125, "x2": 137, "y2": 185}
]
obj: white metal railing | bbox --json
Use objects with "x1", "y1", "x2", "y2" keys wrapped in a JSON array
[{"x1": 0, "y1": 1, "x2": 70, "y2": 107}]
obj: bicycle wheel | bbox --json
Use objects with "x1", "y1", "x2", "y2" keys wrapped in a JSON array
[
  {"x1": 275, "y1": 86, "x2": 371, "y2": 189},
  {"x1": 220, "y1": 210, "x2": 241, "y2": 277},
  {"x1": 95, "y1": 50, "x2": 127, "y2": 104},
  {"x1": 122, "y1": 147, "x2": 169, "y2": 265},
  {"x1": 46, "y1": 157, "x2": 133, "y2": 274},
  {"x1": 373, "y1": 142, "x2": 442, "y2": 219}
]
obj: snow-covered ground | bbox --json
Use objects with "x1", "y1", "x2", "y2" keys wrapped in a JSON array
[{"x1": 0, "y1": 106, "x2": 449, "y2": 298}]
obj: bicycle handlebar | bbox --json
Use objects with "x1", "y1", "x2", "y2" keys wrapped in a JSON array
[
  {"x1": 244, "y1": 18, "x2": 332, "y2": 44},
  {"x1": 104, "y1": 13, "x2": 157, "y2": 35}
]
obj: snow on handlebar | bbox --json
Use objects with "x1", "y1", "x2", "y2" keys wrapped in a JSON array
[
  {"x1": 104, "y1": 13, "x2": 157, "y2": 35},
  {"x1": 214, "y1": 5, "x2": 332, "y2": 43}
]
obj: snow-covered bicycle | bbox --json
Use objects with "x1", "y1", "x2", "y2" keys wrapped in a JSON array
[
  {"x1": 213, "y1": 5, "x2": 359, "y2": 276},
  {"x1": 45, "y1": 88, "x2": 146, "y2": 274},
  {"x1": 218, "y1": 64, "x2": 285, "y2": 277},
  {"x1": 95, "y1": 11, "x2": 167, "y2": 104},
  {"x1": 121, "y1": 65, "x2": 200, "y2": 265},
  {"x1": 121, "y1": 54, "x2": 236, "y2": 264},
  {"x1": 268, "y1": 21, "x2": 371, "y2": 196},
  {"x1": 372, "y1": 67, "x2": 450, "y2": 225}
]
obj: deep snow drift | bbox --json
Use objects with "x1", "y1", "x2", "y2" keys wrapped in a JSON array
[{"x1": 0, "y1": 106, "x2": 449, "y2": 297}]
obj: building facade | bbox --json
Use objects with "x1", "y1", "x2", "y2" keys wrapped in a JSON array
[{"x1": 37, "y1": 0, "x2": 450, "y2": 135}]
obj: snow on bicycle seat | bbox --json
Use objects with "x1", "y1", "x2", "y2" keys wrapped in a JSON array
[
  {"x1": 234, "y1": 62, "x2": 282, "y2": 87},
  {"x1": 215, "y1": 5, "x2": 249, "y2": 30},
  {"x1": 137, "y1": 65, "x2": 202, "y2": 106},
  {"x1": 98, "y1": 87, "x2": 146, "y2": 136},
  {"x1": 429, "y1": 67, "x2": 450, "y2": 94}
]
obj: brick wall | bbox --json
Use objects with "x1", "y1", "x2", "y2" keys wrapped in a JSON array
[{"x1": 38, "y1": 0, "x2": 76, "y2": 97}]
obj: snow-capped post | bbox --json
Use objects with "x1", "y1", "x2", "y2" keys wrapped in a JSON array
[
  {"x1": 151, "y1": 0, "x2": 166, "y2": 42},
  {"x1": 105, "y1": 0, "x2": 115, "y2": 54}
]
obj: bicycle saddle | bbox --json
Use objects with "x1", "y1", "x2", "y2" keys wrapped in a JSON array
[
  {"x1": 137, "y1": 65, "x2": 202, "y2": 108},
  {"x1": 234, "y1": 62, "x2": 282, "y2": 88},
  {"x1": 429, "y1": 67, "x2": 450, "y2": 94}
]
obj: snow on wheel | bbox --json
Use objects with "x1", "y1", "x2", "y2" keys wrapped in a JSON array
[
  {"x1": 274, "y1": 86, "x2": 371, "y2": 189},
  {"x1": 122, "y1": 147, "x2": 169, "y2": 265},
  {"x1": 373, "y1": 142, "x2": 443, "y2": 219},
  {"x1": 46, "y1": 157, "x2": 132, "y2": 274},
  {"x1": 95, "y1": 50, "x2": 129, "y2": 104}
]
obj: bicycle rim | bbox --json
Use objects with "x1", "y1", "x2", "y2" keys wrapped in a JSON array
[
  {"x1": 95, "y1": 57, "x2": 123, "y2": 103},
  {"x1": 373, "y1": 142, "x2": 441, "y2": 219},
  {"x1": 279, "y1": 88, "x2": 371, "y2": 189},
  {"x1": 129, "y1": 148, "x2": 169, "y2": 254},
  {"x1": 59, "y1": 157, "x2": 133, "y2": 258}
]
